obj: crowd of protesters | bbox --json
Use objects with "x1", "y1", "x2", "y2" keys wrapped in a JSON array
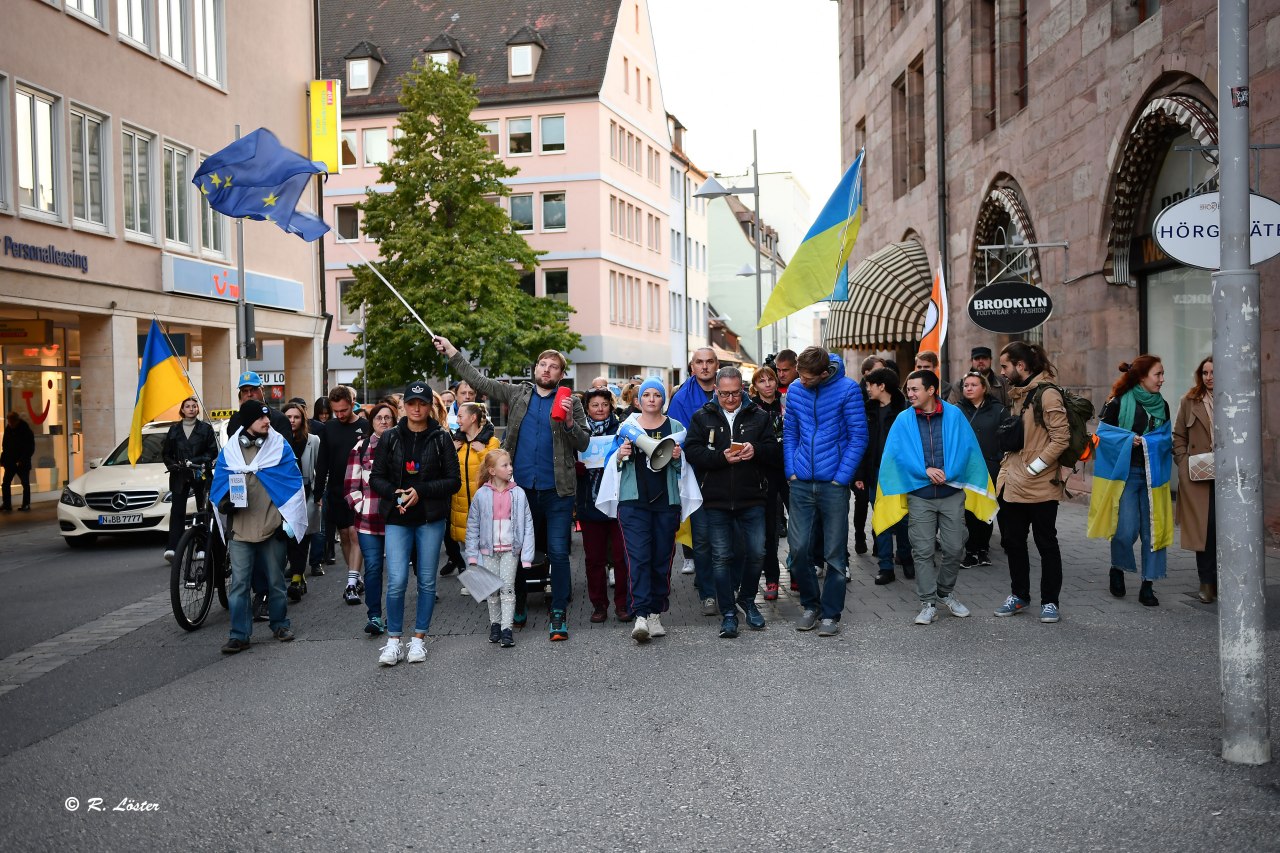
[{"x1": 137, "y1": 334, "x2": 1214, "y2": 663}]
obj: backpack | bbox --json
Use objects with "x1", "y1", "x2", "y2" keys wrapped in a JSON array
[{"x1": 1026, "y1": 382, "x2": 1095, "y2": 469}]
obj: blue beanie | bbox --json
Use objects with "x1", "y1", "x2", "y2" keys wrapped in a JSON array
[{"x1": 638, "y1": 377, "x2": 667, "y2": 404}]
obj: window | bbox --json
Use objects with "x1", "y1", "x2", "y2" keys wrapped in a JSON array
[
  {"x1": 891, "y1": 0, "x2": 907, "y2": 27},
  {"x1": 348, "y1": 59, "x2": 370, "y2": 90},
  {"x1": 363, "y1": 127, "x2": 388, "y2": 165},
  {"x1": 479, "y1": 120, "x2": 499, "y2": 154},
  {"x1": 337, "y1": 279, "x2": 359, "y2": 325},
  {"x1": 609, "y1": 195, "x2": 618, "y2": 235},
  {"x1": 518, "y1": 270, "x2": 535, "y2": 297},
  {"x1": 335, "y1": 205, "x2": 359, "y2": 241},
  {"x1": 540, "y1": 115, "x2": 565, "y2": 153},
  {"x1": 891, "y1": 57, "x2": 926, "y2": 198},
  {"x1": 67, "y1": 0, "x2": 103, "y2": 25},
  {"x1": 508, "y1": 117, "x2": 532, "y2": 154},
  {"x1": 429, "y1": 52, "x2": 452, "y2": 70},
  {"x1": 510, "y1": 194, "x2": 533, "y2": 231},
  {"x1": 118, "y1": 0, "x2": 149, "y2": 45},
  {"x1": 647, "y1": 77, "x2": 652, "y2": 110},
  {"x1": 163, "y1": 143, "x2": 190, "y2": 244},
  {"x1": 158, "y1": 0, "x2": 186, "y2": 64},
  {"x1": 623, "y1": 58, "x2": 630, "y2": 93},
  {"x1": 609, "y1": 121, "x2": 618, "y2": 159},
  {"x1": 70, "y1": 108, "x2": 106, "y2": 226},
  {"x1": 541, "y1": 192, "x2": 566, "y2": 231},
  {"x1": 850, "y1": 0, "x2": 865, "y2": 77},
  {"x1": 340, "y1": 131, "x2": 357, "y2": 167},
  {"x1": 635, "y1": 68, "x2": 641, "y2": 102},
  {"x1": 648, "y1": 282, "x2": 661, "y2": 330},
  {"x1": 16, "y1": 89, "x2": 59, "y2": 216},
  {"x1": 199, "y1": 156, "x2": 225, "y2": 254},
  {"x1": 122, "y1": 127, "x2": 153, "y2": 235},
  {"x1": 193, "y1": 0, "x2": 224, "y2": 83},
  {"x1": 545, "y1": 270, "x2": 568, "y2": 303},
  {"x1": 510, "y1": 45, "x2": 533, "y2": 77}
]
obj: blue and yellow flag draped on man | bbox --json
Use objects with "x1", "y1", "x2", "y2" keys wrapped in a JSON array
[
  {"x1": 871, "y1": 402, "x2": 999, "y2": 534},
  {"x1": 758, "y1": 151, "x2": 864, "y2": 327},
  {"x1": 129, "y1": 320, "x2": 195, "y2": 465},
  {"x1": 193, "y1": 128, "x2": 330, "y2": 242},
  {"x1": 1086, "y1": 421, "x2": 1174, "y2": 550}
]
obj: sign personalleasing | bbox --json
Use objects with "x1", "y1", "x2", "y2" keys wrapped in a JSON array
[
  {"x1": 1153, "y1": 191, "x2": 1280, "y2": 269},
  {"x1": 967, "y1": 278, "x2": 1053, "y2": 335}
]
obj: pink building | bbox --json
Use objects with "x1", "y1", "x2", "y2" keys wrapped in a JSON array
[{"x1": 319, "y1": 0, "x2": 680, "y2": 391}]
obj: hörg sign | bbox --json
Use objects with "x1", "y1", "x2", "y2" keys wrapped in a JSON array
[
  {"x1": 967, "y1": 278, "x2": 1053, "y2": 334},
  {"x1": 1152, "y1": 191, "x2": 1280, "y2": 269}
]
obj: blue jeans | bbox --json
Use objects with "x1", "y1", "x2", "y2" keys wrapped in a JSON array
[
  {"x1": 874, "y1": 518, "x2": 910, "y2": 572},
  {"x1": 688, "y1": 507, "x2": 715, "y2": 600},
  {"x1": 385, "y1": 520, "x2": 445, "y2": 636},
  {"x1": 787, "y1": 480, "x2": 850, "y2": 620},
  {"x1": 358, "y1": 531, "x2": 385, "y2": 619},
  {"x1": 524, "y1": 488, "x2": 574, "y2": 612},
  {"x1": 227, "y1": 535, "x2": 288, "y2": 641},
  {"x1": 706, "y1": 506, "x2": 766, "y2": 616},
  {"x1": 1111, "y1": 464, "x2": 1167, "y2": 581}
]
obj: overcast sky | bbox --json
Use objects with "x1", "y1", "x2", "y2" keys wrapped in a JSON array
[{"x1": 648, "y1": 0, "x2": 842, "y2": 205}]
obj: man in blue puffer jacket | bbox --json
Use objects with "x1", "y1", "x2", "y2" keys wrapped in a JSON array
[{"x1": 784, "y1": 346, "x2": 868, "y2": 636}]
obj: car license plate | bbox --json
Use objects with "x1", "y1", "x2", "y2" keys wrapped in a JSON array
[{"x1": 98, "y1": 514, "x2": 143, "y2": 526}]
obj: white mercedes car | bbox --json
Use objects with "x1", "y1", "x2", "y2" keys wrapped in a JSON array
[{"x1": 57, "y1": 420, "x2": 226, "y2": 548}]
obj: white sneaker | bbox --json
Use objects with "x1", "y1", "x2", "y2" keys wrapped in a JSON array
[
  {"x1": 681, "y1": 557, "x2": 695, "y2": 575},
  {"x1": 378, "y1": 638, "x2": 406, "y2": 666},
  {"x1": 648, "y1": 613, "x2": 666, "y2": 637},
  {"x1": 631, "y1": 616, "x2": 650, "y2": 642},
  {"x1": 460, "y1": 586, "x2": 469, "y2": 596},
  {"x1": 163, "y1": 549, "x2": 175, "y2": 561},
  {"x1": 406, "y1": 636, "x2": 427, "y2": 663},
  {"x1": 607, "y1": 566, "x2": 616, "y2": 587},
  {"x1": 914, "y1": 604, "x2": 938, "y2": 625},
  {"x1": 941, "y1": 594, "x2": 971, "y2": 618}
]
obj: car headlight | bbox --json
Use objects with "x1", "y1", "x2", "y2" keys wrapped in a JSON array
[
  {"x1": 162, "y1": 491, "x2": 173, "y2": 503},
  {"x1": 61, "y1": 488, "x2": 86, "y2": 507}
]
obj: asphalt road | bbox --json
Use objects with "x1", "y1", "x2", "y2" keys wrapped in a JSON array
[{"x1": 1, "y1": 503, "x2": 1278, "y2": 852}]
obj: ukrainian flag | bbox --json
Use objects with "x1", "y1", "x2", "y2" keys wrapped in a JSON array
[
  {"x1": 871, "y1": 402, "x2": 999, "y2": 534},
  {"x1": 129, "y1": 320, "x2": 195, "y2": 465},
  {"x1": 758, "y1": 151, "x2": 863, "y2": 327},
  {"x1": 1086, "y1": 420, "x2": 1174, "y2": 550}
]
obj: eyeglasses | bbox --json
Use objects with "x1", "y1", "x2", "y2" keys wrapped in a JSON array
[{"x1": 717, "y1": 390, "x2": 743, "y2": 399}]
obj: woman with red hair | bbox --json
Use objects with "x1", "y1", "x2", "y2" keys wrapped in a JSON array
[{"x1": 1098, "y1": 355, "x2": 1172, "y2": 606}]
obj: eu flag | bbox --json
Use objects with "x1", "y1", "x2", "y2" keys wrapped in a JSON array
[{"x1": 192, "y1": 128, "x2": 329, "y2": 242}]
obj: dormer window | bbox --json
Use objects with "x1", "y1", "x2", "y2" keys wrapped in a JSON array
[
  {"x1": 510, "y1": 45, "x2": 533, "y2": 77},
  {"x1": 429, "y1": 52, "x2": 452, "y2": 69},
  {"x1": 424, "y1": 34, "x2": 465, "y2": 70},
  {"x1": 349, "y1": 59, "x2": 370, "y2": 90}
]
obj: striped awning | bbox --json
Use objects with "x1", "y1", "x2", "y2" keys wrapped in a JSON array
[{"x1": 824, "y1": 239, "x2": 932, "y2": 349}]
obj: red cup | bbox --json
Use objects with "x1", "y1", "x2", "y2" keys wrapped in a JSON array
[{"x1": 551, "y1": 386, "x2": 572, "y2": 421}]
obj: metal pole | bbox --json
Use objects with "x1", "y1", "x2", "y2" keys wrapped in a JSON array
[
  {"x1": 752, "y1": 129, "x2": 763, "y2": 365},
  {"x1": 361, "y1": 307, "x2": 368, "y2": 404},
  {"x1": 234, "y1": 124, "x2": 248, "y2": 375},
  {"x1": 1214, "y1": 0, "x2": 1270, "y2": 766}
]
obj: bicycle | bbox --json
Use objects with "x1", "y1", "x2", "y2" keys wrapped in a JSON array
[{"x1": 169, "y1": 466, "x2": 229, "y2": 630}]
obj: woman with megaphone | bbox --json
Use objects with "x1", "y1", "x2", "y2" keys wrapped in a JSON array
[{"x1": 596, "y1": 378, "x2": 701, "y2": 644}]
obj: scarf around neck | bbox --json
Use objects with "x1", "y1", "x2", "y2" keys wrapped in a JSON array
[{"x1": 1119, "y1": 386, "x2": 1166, "y2": 433}]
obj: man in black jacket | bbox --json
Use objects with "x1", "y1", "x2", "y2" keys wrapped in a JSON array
[
  {"x1": 161, "y1": 396, "x2": 219, "y2": 560},
  {"x1": 1, "y1": 412, "x2": 36, "y2": 512},
  {"x1": 684, "y1": 367, "x2": 781, "y2": 638},
  {"x1": 312, "y1": 385, "x2": 368, "y2": 578},
  {"x1": 855, "y1": 367, "x2": 912, "y2": 585}
]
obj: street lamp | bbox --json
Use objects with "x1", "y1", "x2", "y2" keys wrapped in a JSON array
[
  {"x1": 345, "y1": 313, "x2": 367, "y2": 403},
  {"x1": 736, "y1": 261, "x2": 779, "y2": 355},
  {"x1": 695, "y1": 128, "x2": 765, "y2": 366}
]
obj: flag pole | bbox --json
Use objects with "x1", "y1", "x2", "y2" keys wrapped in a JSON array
[
  {"x1": 234, "y1": 124, "x2": 249, "y2": 375},
  {"x1": 345, "y1": 243, "x2": 434, "y2": 338},
  {"x1": 152, "y1": 313, "x2": 206, "y2": 418}
]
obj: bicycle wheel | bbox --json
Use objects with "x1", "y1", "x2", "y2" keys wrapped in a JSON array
[{"x1": 171, "y1": 526, "x2": 214, "y2": 631}]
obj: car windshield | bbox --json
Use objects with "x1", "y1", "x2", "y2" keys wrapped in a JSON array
[{"x1": 103, "y1": 434, "x2": 166, "y2": 466}]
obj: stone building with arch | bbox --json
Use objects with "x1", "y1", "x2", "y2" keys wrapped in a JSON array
[{"x1": 832, "y1": 1, "x2": 1280, "y2": 527}]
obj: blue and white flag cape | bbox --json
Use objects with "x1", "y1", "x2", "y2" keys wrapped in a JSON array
[
  {"x1": 872, "y1": 401, "x2": 998, "y2": 534},
  {"x1": 594, "y1": 413, "x2": 702, "y2": 522},
  {"x1": 210, "y1": 427, "x2": 309, "y2": 542}
]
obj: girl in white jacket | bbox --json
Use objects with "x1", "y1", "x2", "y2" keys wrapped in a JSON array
[{"x1": 465, "y1": 451, "x2": 534, "y2": 648}]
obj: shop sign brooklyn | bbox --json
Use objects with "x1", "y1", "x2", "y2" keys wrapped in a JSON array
[
  {"x1": 967, "y1": 278, "x2": 1053, "y2": 334},
  {"x1": 1153, "y1": 191, "x2": 1280, "y2": 269}
]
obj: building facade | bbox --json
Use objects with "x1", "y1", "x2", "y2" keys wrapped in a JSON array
[
  {"x1": 0, "y1": 0, "x2": 323, "y2": 502},
  {"x1": 667, "y1": 114, "x2": 711, "y2": 384},
  {"x1": 706, "y1": 193, "x2": 788, "y2": 366},
  {"x1": 832, "y1": 0, "x2": 1280, "y2": 526},
  {"x1": 319, "y1": 0, "x2": 690, "y2": 390}
]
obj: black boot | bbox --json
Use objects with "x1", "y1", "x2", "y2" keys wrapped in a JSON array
[
  {"x1": 1109, "y1": 567, "x2": 1126, "y2": 598},
  {"x1": 1138, "y1": 580, "x2": 1159, "y2": 607}
]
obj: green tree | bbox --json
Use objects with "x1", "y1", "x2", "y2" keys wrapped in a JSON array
[{"x1": 343, "y1": 59, "x2": 580, "y2": 388}]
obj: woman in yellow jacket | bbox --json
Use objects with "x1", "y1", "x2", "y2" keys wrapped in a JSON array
[{"x1": 445, "y1": 401, "x2": 500, "y2": 578}]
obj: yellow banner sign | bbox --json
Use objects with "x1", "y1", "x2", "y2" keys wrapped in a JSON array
[
  {"x1": 309, "y1": 80, "x2": 342, "y2": 174},
  {"x1": 0, "y1": 319, "x2": 53, "y2": 344}
]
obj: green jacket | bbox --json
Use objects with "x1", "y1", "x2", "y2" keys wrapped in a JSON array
[{"x1": 447, "y1": 353, "x2": 590, "y2": 497}]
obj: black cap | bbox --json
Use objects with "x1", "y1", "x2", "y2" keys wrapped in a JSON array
[
  {"x1": 238, "y1": 400, "x2": 270, "y2": 424},
  {"x1": 971, "y1": 346, "x2": 993, "y2": 359},
  {"x1": 403, "y1": 381, "x2": 432, "y2": 403}
]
